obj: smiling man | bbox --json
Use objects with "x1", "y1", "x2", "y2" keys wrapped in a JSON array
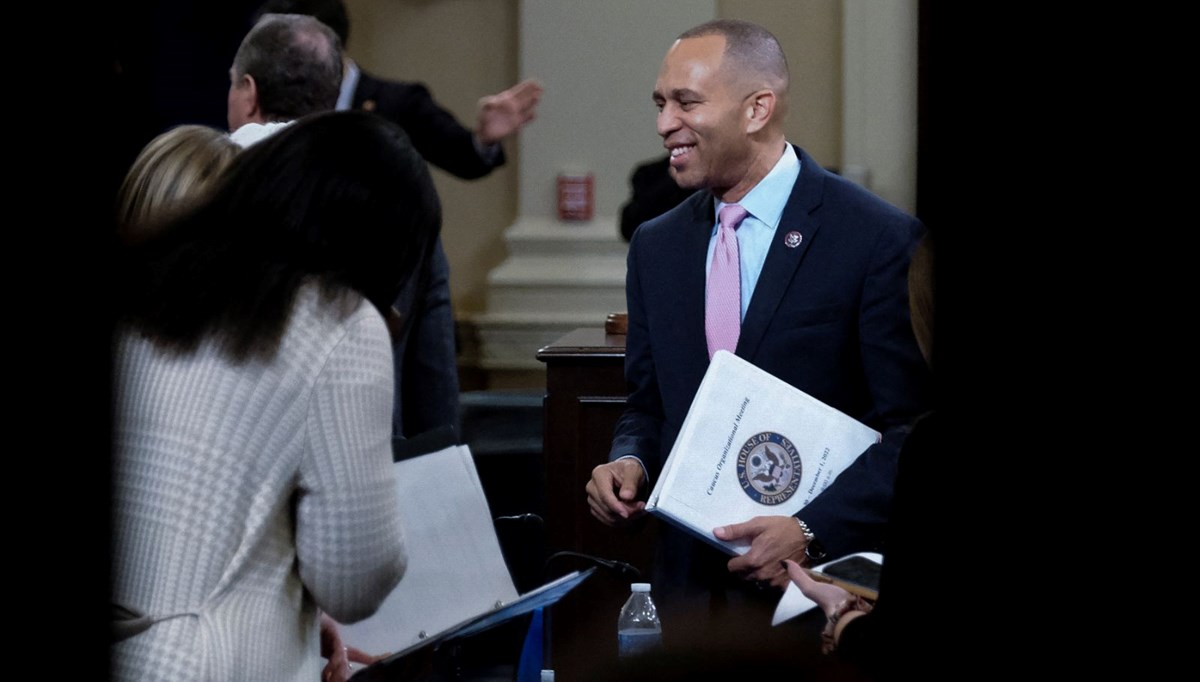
[{"x1": 585, "y1": 19, "x2": 931, "y2": 618}]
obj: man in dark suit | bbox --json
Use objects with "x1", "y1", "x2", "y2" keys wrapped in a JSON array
[
  {"x1": 258, "y1": 0, "x2": 541, "y2": 178},
  {"x1": 350, "y1": 68, "x2": 539, "y2": 181},
  {"x1": 619, "y1": 155, "x2": 695, "y2": 242},
  {"x1": 586, "y1": 19, "x2": 930, "y2": 612},
  {"x1": 254, "y1": 0, "x2": 542, "y2": 440}
]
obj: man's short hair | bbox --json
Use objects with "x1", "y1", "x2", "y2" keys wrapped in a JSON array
[
  {"x1": 254, "y1": 0, "x2": 350, "y2": 47},
  {"x1": 678, "y1": 19, "x2": 789, "y2": 94},
  {"x1": 232, "y1": 13, "x2": 343, "y2": 121}
]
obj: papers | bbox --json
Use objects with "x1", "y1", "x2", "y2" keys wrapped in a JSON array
[
  {"x1": 645, "y1": 350, "x2": 881, "y2": 555},
  {"x1": 336, "y1": 443, "x2": 593, "y2": 670},
  {"x1": 772, "y1": 552, "x2": 883, "y2": 626},
  {"x1": 336, "y1": 444, "x2": 519, "y2": 656}
]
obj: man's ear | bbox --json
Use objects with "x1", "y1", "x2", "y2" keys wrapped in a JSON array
[
  {"x1": 231, "y1": 73, "x2": 263, "y2": 126},
  {"x1": 745, "y1": 89, "x2": 777, "y2": 134},
  {"x1": 241, "y1": 74, "x2": 262, "y2": 122}
]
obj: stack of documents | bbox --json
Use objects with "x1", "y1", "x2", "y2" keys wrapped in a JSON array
[
  {"x1": 338, "y1": 444, "x2": 590, "y2": 665},
  {"x1": 646, "y1": 351, "x2": 881, "y2": 555}
]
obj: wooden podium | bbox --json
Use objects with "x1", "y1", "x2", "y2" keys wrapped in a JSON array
[{"x1": 536, "y1": 326, "x2": 659, "y2": 679}]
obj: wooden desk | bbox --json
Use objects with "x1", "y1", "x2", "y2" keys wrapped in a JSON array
[{"x1": 537, "y1": 328, "x2": 659, "y2": 678}]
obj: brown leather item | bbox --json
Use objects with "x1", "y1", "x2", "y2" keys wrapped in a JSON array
[{"x1": 605, "y1": 312, "x2": 628, "y2": 335}]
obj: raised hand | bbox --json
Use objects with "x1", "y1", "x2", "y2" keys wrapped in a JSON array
[{"x1": 475, "y1": 79, "x2": 544, "y2": 146}]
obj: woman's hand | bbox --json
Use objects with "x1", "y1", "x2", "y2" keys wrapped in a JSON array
[
  {"x1": 783, "y1": 559, "x2": 852, "y2": 618},
  {"x1": 319, "y1": 612, "x2": 389, "y2": 681}
]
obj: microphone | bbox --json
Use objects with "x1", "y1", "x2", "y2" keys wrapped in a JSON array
[
  {"x1": 492, "y1": 516, "x2": 641, "y2": 581},
  {"x1": 495, "y1": 513, "x2": 545, "y2": 525},
  {"x1": 543, "y1": 550, "x2": 642, "y2": 581},
  {"x1": 536, "y1": 546, "x2": 643, "y2": 677}
]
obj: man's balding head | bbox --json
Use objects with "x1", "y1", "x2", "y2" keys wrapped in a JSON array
[
  {"x1": 227, "y1": 13, "x2": 343, "y2": 131},
  {"x1": 678, "y1": 19, "x2": 789, "y2": 100},
  {"x1": 254, "y1": 0, "x2": 350, "y2": 48}
]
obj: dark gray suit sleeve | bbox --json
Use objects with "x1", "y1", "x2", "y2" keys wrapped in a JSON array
[
  {"x1": 608, "y1": 228, "x2": 665, "y2": 480},
  {"x1": 797, "y1": 424, "x2": 911, "y2": 558},
  {"x1": 370, "y1": 80, "x2": 504, "y2": 181}
]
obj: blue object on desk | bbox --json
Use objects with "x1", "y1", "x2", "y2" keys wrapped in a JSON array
[{"x1": 516, "y1": 606, "x2": 544, "y2": 682}]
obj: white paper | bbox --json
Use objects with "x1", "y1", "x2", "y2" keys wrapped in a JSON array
[
  {"x1": 336, "y1": 444, "x2": 520, "y2": 656},
  {"x1": 771, "y1": 552, "x2": 884, "y2": 626},
  {"x1": 646, "y1": 351, "x2": 882, "y2": 554}
]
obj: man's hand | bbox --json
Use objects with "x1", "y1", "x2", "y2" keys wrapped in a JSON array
[
  {"x1": 586, "y1": 459, "x2": 647, "y2": 526},
  {"x1": 714, "y1": 515, "x2": 809, "y2": 589},
  {"x1": 475, "y1": 79, "x2": 543, "y2": 146}
]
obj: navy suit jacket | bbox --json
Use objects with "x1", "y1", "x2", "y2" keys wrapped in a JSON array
[
  {"x1": 610, "y1": 146, "x2": 930, "y2": 597},
  {"x1": 353, "y1": 70, "x2": 504, "y2": 180}
]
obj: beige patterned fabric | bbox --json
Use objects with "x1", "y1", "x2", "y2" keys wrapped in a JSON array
[{"x1": 112, "y1": 284, "x2": 406, "y2": 681}]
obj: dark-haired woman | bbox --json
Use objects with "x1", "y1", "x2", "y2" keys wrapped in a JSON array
[{"x1": 111, "y1": 110, "x2": 440, "y2": 681}]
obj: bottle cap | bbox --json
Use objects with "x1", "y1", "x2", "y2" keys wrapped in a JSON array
[{"x1": 631, "y1": 582, "x2": 651, "y2": 592}]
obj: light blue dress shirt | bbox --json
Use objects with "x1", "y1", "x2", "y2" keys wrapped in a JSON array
[
  {"x1": 705, "y1": 144, "x2": 801, "y2": 321},
  {"x1": 335, "y1": 60, "x2": 360, "y2": 112}
]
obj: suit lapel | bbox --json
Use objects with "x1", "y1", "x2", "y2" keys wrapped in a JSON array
[
  {"x1": 736, "y1": 147, "x2": 826, "y2": 361},
  {"x1": 352, "y1": 71, "x2": 379, "y2": 110},
  {"x1": 676, "y1": 192, "x2": 715, "y2": 365}
]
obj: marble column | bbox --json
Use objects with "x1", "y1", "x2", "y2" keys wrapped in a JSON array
[
  {"x1": 471, "y1": 1, "x2": 716, "y2": 379},
  {"x1": 841, "y1": 0, "x2": 919, "y2": 214}
]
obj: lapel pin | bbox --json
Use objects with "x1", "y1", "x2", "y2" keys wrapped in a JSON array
[{"x1": 784, "y1": 231, "x2": 802, "y2": 248}]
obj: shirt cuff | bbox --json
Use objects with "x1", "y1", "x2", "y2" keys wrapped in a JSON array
[
  {"x1": 472, "y1": 135, "x2": 503, "y2": 164},
  {"x1": 614, "y1": 454, "x2": 649, "y2": 485}
]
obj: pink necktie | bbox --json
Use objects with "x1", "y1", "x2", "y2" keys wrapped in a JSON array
[{"x1": 706, "y1": 204, "x2": 748, "y2": 359}]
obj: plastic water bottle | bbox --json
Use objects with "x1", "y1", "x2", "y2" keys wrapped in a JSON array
[{"x1": 617, "y1": 582, "x2": 662, "y2": 658}]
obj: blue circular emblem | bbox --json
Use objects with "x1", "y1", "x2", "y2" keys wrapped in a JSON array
[{"x1": 736, "y1": 432, "x2": 801, "y2": 505}]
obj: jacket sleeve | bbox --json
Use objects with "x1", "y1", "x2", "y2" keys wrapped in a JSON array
[
  {"x1": 295, "y1": 304, "x2": 406, "y2": 623},
  {"x1": 608, "y1": 228, "x2": 665, "y2": 482},
  {"x1": 370, "y1": 80, "x2": 504, "y2": 181},
  {"x1": 797, "y1": 424, "x2": 911, "y2": 558}
]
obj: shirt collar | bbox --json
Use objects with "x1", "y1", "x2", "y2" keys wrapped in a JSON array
[
  {"x1": 228, "y1": 120, "x2": 293, "y2": 148},
  {"x1": 336, "y1": 59, "x2": 360, "y2": 112},
  {"x1": 713, "y1": 143, "x2": 800, "y2": 230}
]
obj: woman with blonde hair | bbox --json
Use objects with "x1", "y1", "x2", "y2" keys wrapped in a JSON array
[{"x1": 115, "y1": 124, "x2": 239, "y2": 239}]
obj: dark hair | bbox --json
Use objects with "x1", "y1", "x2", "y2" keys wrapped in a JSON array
[
  {"x1": 678, "y1": 19, "x2": 789, "y2": 92},
  {"x1": 118, "y1": 110, "x2": 441, "y2": 362},
  {"x1": 255, "y1": 0, "x2": 350, "y2": 47},
  {"x1": 232, "y1": 13, "x2": 343, "y2": 121}
]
